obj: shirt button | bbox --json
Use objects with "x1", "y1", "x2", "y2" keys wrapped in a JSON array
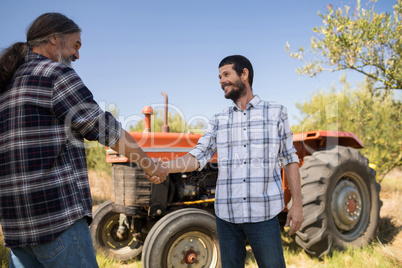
[
  {"x1": 244, "y1": 145, "x2": 246, "y2": 147},
  {"x1": 243, "y1": 198, "x2": 246, "y2": 200},
  {"x1": 244, "y1": 113, "x2": 246, "y2": 115},
  {"x1": 243, "y1": 179, "x2": 246, "y2": 182},
  {"x1": 244, "y1": 161, "x2": 246, "y2": 164}
]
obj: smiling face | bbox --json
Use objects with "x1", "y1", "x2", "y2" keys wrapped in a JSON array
[
  {"x1": 54, "y1": 32, "x2": 82, "y2": 66},
  {"x1": 219, "y1": 64, "x2": 247, "y2": 102}
]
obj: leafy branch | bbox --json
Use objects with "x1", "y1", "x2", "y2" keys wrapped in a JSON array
[{"x1": 286, "y1": 0, "x2": 402, "y2": 91}]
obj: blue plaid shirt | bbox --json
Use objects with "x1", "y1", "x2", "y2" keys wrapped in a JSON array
[
  {"x1": 190, "y1": 95, "x2": 299, "y2": 224},
  {"x1": 0, "y1": 51, "x2": 122, "y2": 247}
]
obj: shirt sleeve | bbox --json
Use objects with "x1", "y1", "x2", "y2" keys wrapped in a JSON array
[
  {"x1": 278, "y1": 105, "x2": 299, "y2": 167},
  {"x1": 52, "y1": 67, "x2": 122, "y2": 147},
  {"x1": 189, "y1": 116, "x2": 218, "y2": 171}
]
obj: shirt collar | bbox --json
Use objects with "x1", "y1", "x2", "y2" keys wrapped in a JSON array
[
  {"x1": 25, "y1": 50, "x2": 48, "y2": 63},
  {"x1": 232, "y1": 95, "x2": 261, "y2": 111}
]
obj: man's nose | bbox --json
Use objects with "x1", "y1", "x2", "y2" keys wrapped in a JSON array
[{"x1": 74, "y1": 50, "x2": 79, "y2": 60}]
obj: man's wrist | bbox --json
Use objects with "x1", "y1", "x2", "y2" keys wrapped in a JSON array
[{"x1": 291, "y1": 200, "x2": 303, "y2": 208}]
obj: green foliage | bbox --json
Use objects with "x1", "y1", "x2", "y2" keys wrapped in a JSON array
[
  {"x1": 287, "y1": 0, "x2": 402, "y2": 180},
  {"x1": 96, "y1": 252, "x2": 141, "y2": 267},
  {"x1": 292, "y1": 76, "x2": 402, "y2": 180},
  {"x1": 0, "y1": 229, "x2": 9, "y2": 268},
  {"x1": 287, "y1": 0, "x2": 402, "y2": 90},
  {"x1": 84, "y1": 104, "x2": 119, "y2": 173},
  {"x1": 0, "y1": 248, "x2": 9, "y2": 268},
  {"x1": 85, "y1": 140, "x2": 112, "y2": 174},
  {"x1": 129, "y1": 108, "x2": 206, "y2": 134}
]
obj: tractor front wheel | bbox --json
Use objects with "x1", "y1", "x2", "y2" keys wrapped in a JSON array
[{"x1": 141, "y1": 208, "x2": 220, "y2": 268}]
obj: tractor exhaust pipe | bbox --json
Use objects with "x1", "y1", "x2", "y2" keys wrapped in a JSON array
[
  {"x1": 161, "y1": 91, "x2": 170, "y2": 133},
  {"x1": 142, "y1": 106, "x2": 153, "y2": 132}
]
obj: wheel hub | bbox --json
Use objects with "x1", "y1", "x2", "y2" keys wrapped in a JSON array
[
  {"x1": 102, "y1": 217, "x2": 137, "y2": 251},
  {"x1": 347, "y1": 199, "x2": 356, "y2": 213},
  {"x1": 111, "y1": 225, "x2": 128, "y2": 241},
  {"x1": 168, "y1": 232, "x2": 217, "y2": 267},
  {"x1": 331, "y1": 180, "x2": 362, "y2": 231},
  {"x1": 116, "y1": 229, "x2": 128, "y2": 241},
  {"x1": 183, "y1": 249, "x2": 198, "y2": 264}
]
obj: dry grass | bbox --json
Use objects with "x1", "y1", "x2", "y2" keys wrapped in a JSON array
[
  {"x1": 88, "y1": 170, "x2": 113, "y2": 207},
  {"x1": 0, "y1": 168, "x2": 401, "y2": 267},
  {"x1": 377, "y1": 168, "x2": 402, "y2": 263}
]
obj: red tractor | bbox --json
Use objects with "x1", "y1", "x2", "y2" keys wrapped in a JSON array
[{"x1": 90, "y1": 94, "x2": 381, "y2": 267}]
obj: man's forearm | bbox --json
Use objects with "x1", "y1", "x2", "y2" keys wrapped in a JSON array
[
  {"x1": 111, "y1": 130, "x2": 158, "y2": 175},
  {"x1": 166, "y1": 153, "x2": 200, "y2": 173},
  {"x1": 284, "y1": 161, "x2": 303, "y2": 234},
  {"x1": 284, "y1": 162, "x2": 302, "y2": 206}
]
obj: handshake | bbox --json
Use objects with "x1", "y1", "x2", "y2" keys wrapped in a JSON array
[
  {"x1": 141, "y1": 154, "x2": 199, "y2": 184},
  {"x1": 143, "y1": 158, "x2": 169, "y2": 184}
]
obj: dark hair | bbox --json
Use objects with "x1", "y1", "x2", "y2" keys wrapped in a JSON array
[
  {"x1": 219, "y1": 55, "x2": 254, "y2": 87},
  {"x1": 0, "y1": 13, "x2": 81, "y2": 92}
]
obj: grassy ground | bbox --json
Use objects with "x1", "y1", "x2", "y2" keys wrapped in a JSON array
[
  {"x1": 0, "y1": 234, "x2": 8, "y2": 268},
  {"x1": 1, "y1": 169, "x2": 401, "y2": 267}
]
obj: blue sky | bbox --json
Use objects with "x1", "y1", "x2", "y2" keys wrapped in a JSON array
[{"x1": 0, "y1": 0, "x2": 395, "y2": 129}]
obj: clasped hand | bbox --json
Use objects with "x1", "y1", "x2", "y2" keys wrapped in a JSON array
[{"x1": 144, "y1": 158, "x2": 168, "y2": 184}]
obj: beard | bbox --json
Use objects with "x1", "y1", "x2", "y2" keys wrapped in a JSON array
[
  {"x1": 223, "y1": 79, "x2": 247, "y2": 103},
  {"x1": 56, "y1": 39, "x2": 76, "y2": 67},
  {"x1": 56, "y1": 52, "x2": 74, "y2": 67}
]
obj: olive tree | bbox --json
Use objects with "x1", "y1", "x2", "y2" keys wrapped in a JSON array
[
  {"x1": 288, "y1": 0, "x2": 402, "y2": 180},
  {"x1": 292, "y1": 76, "x2": 401, "y2": 181},
  {"x1": 286, "y1": 0, "x2": 402, "y2": 91}
]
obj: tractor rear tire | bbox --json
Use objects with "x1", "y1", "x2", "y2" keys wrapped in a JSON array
[
  {"x1": 296, "y1": 146, "x2": 382, "y2": 258},
  {"x1": 141, "y1": 208, "x2": 220, "y2": 268},
  {"x1": 90, "y1": 200, "x2": 143, "y2": 261}
]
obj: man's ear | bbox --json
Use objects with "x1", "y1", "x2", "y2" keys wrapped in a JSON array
[
  {"x1": 49, "y1": 35, "x2": 58, "y2": 45},
  {"x1": 241, "y1": 68, "x2": 249, "y2": 82}
]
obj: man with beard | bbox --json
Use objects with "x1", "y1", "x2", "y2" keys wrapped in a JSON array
[
  {"x1": 157, "y1": 55, "x2": 303, "y2": 267},
  {"x1": 0, "y1": 13, "x2": 167, "y2": 267}
]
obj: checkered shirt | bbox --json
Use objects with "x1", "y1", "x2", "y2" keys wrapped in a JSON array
[
  {"x1": 190, "y1": 95, "x2": 299, "y2": 224},
  {"x1": 0, "y1": 51, "x2": 122, "y2": 247}
]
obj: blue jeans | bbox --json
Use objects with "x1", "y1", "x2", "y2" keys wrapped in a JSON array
[
  {"x1": 9, "y1": 217, "x2": 98, "y2": 268},
  {"x1": 216, "y1": 216, "x2": 286, "y2": 268}
]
